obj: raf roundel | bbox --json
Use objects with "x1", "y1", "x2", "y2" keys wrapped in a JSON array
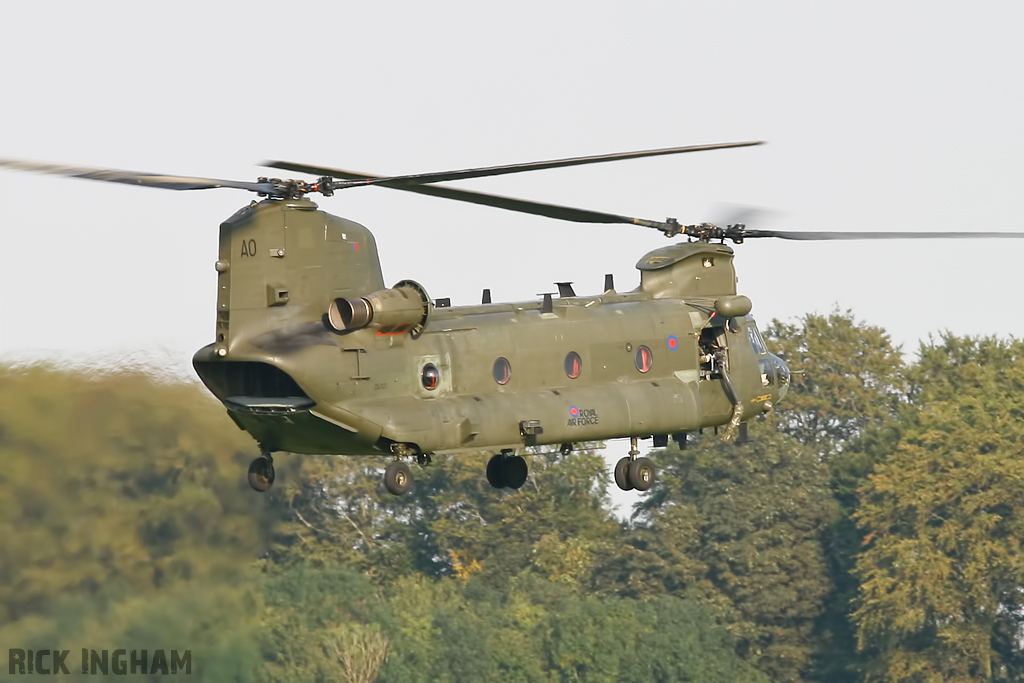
[
  {"x1": 666, "y1": 334, "x2": 679, "y2": 351},
  {"x1": 569, "y1": 405, "x2": 580, "y2": 418}
]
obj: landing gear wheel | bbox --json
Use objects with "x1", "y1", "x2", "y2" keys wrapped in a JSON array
[
  {"x1": 628, "y1": 457, "x2": 655, "y2": 491},
  {"x1": 559, "y1": 442, "x2": 573, "y2": 456},
  {"x1": 486, "y1": 454, "x2": 506, "y2": 488},
  {"x1": 504, "y1": 455, "x2": 528, "y2": 490},
  {"x1": 384, "y1": 461, "x2": 413, "y2": 495},
  {"x1": 614, "y1": 457, "x2": 634, "y2": 492},
  {"x1": 486, "y1": 453, "x2": 529, "y2": 489},
  {"x1": 248, "y1": 455, "x2": 275, "y2": 492}
]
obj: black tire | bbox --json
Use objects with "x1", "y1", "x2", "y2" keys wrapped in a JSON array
[
  {"x1": 384, "y1": 461, "x2": 413, "y2": 495},
  {"x1": 614, "y1": 457, "x2": 634, "y2": 491},
  {"x1": 503, "y1": 455, "x2": 528, "y2": 490},
  {"x1": 247, "y1": 456, "x2": 275, "y2": 492},
  {"x1": 628, "y1": 457, "x2": 655, "y2": 491},
  {"x1": 486, "y1": 454, "x2": 506, "y2": 488}
]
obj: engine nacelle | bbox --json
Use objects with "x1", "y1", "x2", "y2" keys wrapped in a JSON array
[{"x1": 326, "y1": 279, "x2": 432, "y2": 336}]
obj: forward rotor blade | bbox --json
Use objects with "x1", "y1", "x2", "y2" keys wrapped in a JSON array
[
  {"x1": 744, "y1": 230, "x2": 1024, "y2": 240},
  {"x1": 265, "y1": 162, "x2": 657, "y2": 226},
  {"x1": 265, "y1": 141, "x2": 763, "y2": 189},
  {"x1": 0, "y1": 158, "x2": 272, "y2": 193}
]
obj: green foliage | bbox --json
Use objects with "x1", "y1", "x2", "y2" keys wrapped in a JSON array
[
  {"x1": 253, "y1": 564, "x2": 761, "y2": 683},
  {"x1": 272, "y1": 448, "x2": 620, "y2": 589},
  {"x1": 13, "y1": 320, "x2": 1024, "y2": 683},
  {"x1": 766, "y1": 310, "x2": 907, "y2": 469},
  {"x1": 854, "y1": 336, "x2": 1024, "y2": 682},
  {"x1": 1, "y1": 362, "x2": 760, "y2": 682},
  {"x1": 765, "y1": 311, "x2": 909, "y2": 682},
  {"x1": 628, "y1": 424, "x2": 835, "y2": 682},
  {"x1": 373, "y1": 573, "x2": 763, "y2": 683},
  {"x1": 0, "y1": 363, "x2": 268, "y2": 680},
  {"x1": 257, "y1": 565, "x2": 389, "y2": 683}
]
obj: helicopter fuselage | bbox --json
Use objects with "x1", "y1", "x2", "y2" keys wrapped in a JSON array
[{"x1": 192, "y1": 199, "x2": 789, "y2": 458}]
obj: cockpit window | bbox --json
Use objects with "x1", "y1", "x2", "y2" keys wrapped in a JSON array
[
  {"x1": 771, "y1": 353, "x2": 791, "y2": 401},
  {"x1": 758, "y1": 357, "x2": 774, "y2": 386},
  {"x1": 746, "y1": 319, "x2": 768, "y2": 356},
  {"x1": 771, "y1": 353, "x2": 790, "y2": 386}
]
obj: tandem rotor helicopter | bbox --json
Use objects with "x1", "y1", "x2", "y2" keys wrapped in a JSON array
[{"x1": 4, "y1": 142, "x2": 1024, "y2": 495}]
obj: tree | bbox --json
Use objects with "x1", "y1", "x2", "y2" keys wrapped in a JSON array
[
  {"x1": 424, "y1": 449, "x2": 620, "y2": 588},
  {"x1": 765, "y1": 311, "x2": 909, "y2": 682},
  {"x1": 855, "y1": 335, "x2": 1024, "y2": 682},
  {"x1": 0, "y1": 363, "x2": 270, "y2": 680},
  {"x1": 258, "y1": 565, "x2": 391, "y2": 683},
  {"x1": 271, "y1": 447, "x2": 621, "y2": 589},
  {"x1": 626, "y1": 424, "x2": 836, "y2": 682}
]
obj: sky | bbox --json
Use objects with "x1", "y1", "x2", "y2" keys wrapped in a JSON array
[{"x1": 2, "y1": 2, "x2": 1022, "y2": 512}]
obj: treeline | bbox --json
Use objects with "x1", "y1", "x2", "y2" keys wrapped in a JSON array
[{"x1": 3, "y1": 312, "x2": 1024, "y2": 682}]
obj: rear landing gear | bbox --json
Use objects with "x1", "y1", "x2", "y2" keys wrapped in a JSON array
[
  {"x1": 486, "y1": 450, "x2": 528, "y2": 489},
  {"x1": 614, "y1": 437, "x2": 656, "y2": 492},
  {"x1": 248, "y1": 449, "x2": 275, "y2": 492},
  {"x1": 381, "y1": 444, "x2": 427, "y2": 495},
  {"x1": 384, "y1": 461, "x2": 413, "y2": 495}
]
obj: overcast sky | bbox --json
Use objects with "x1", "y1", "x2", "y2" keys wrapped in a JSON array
[{"x1": 2, "y1": 2, "x2": 1021, "y2": 509}]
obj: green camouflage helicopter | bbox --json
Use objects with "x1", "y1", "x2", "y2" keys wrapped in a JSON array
[{"x1": 3, "y1": 142, "x2": 1022, "y2": 495}]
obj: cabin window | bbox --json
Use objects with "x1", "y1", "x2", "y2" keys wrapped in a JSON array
[
  {"x1": 422, "y1": 363, "x2": 440, "y2": 390},
  {"x1": 565, "y1": 351, "x2": 582, "y2": 379},
  {"x1": 758, "y1": 358, "x2": 774, "y2": 386},
  {"x1": 635, "y1": 346, "x2": 653, "y2": 373},
  {"x1": 493, "y1": 357, "x2": 511, "y2": 385}
]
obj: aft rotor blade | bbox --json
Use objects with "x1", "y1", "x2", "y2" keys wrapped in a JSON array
[
  {"x1": 265, "y1": 141, "x2": 763, "y2": 189},
  {"x1": 0, "y1": 158, "x2": 272, "y2": 193},
  {"x1": 744, "y1": 229, "x2": 1024, "y2": 240},
  {"x1": 265, "y1": 162, "x2": 659, "y2": 226}
]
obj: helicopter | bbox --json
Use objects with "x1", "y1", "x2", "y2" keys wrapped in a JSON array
[{"x1": 3, "y1": 142, "x2": 1023, "y2": 496}]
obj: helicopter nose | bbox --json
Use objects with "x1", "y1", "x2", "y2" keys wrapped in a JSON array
[{"x1": 769, "y1": 353, "x2": 791, "y2": 403}]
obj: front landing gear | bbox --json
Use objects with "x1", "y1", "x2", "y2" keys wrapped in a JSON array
[
  {"x1": 248, "y1": 450, "x2": 276, "y2": 492},
  {"x1": 614, "y1": 437, "x2": 656, "y2": 492},
  {"x1": 486, "y1": 450, "x2": 528, "y2": 490}
]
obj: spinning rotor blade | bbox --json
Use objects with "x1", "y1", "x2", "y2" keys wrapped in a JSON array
[
  {"x1": 0, "y1": 158, "x2": 273, "y2": 193},
  {"x1": 265, "y1": 141, "x2": 763, "y2": 190},
  {"x1": 265, "y1": 156, "x2": 1024, "y2": 241},
  {"x1": 742, "y1": 229, "x2": 1024, "y2": 240},
  {"x1": 263, "y1": 161, "x2": 658, "y2": 226}
]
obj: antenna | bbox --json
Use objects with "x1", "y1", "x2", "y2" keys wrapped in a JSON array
[{"x1": 555, "y1": 282, "x2": 576, "y2": 297}]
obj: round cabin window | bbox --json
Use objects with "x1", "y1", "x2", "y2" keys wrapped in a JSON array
[
  {"x1": 565, "y1": 351, "x2": 582, "y2": 379},
  {"x1": 422, "y1": 363, "x2": 440, "y2": 390},
  {"x1": 493, "y1": 357, "x2": 511, "y2": 385},
  {"x1": 635, "y1": 346, "x2": 653, "y2": 373}
]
